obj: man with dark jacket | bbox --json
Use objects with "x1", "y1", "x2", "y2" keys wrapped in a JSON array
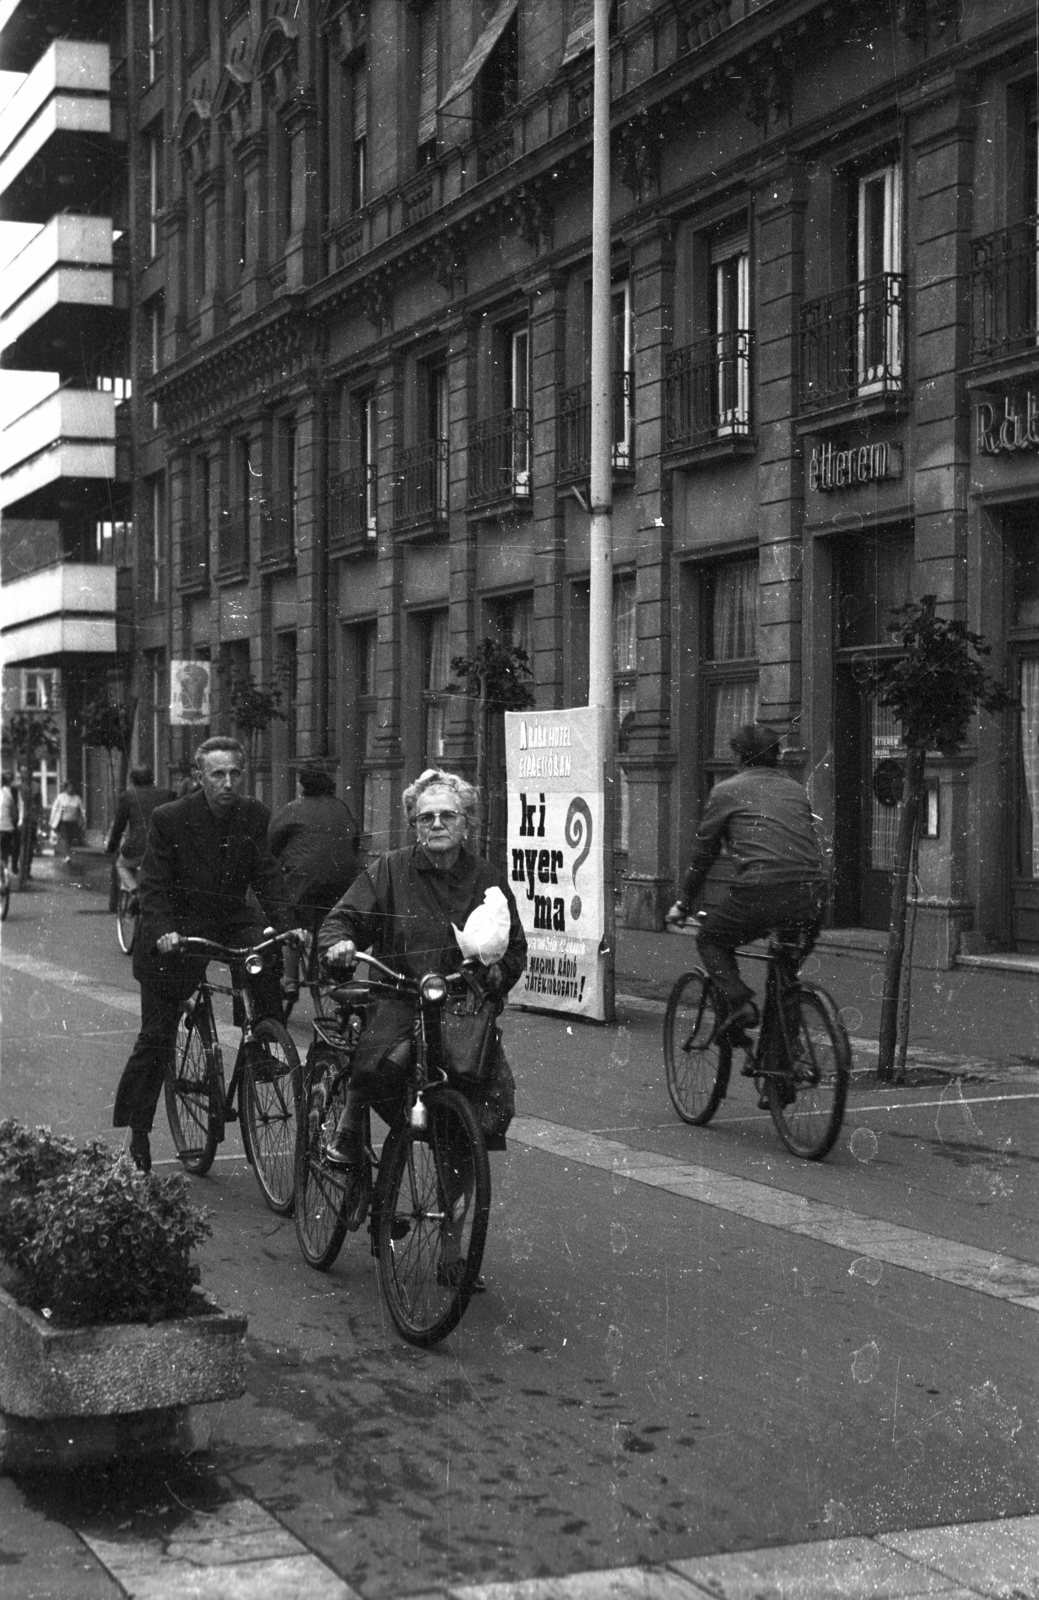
[
  {"x1": 113, "y1": 736, "x2": 299, "y2": 1173},
  {"x1": 667, "y1": 723, "x2": 827, "y2": 1058},
  {"x1": 268, "y1": 764, "x2": 360, "y2": 997},
  {"x1": 106, "y1": 765, "x2": 175, "y2": 898}
]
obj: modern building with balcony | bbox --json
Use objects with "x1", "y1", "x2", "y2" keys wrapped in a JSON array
[
  {"x1": 129, "y1": 0, "x2": 1039, "y2": 962},
  {"x1": 0, "y1": 0, "x2": 131, "y2": 829}
]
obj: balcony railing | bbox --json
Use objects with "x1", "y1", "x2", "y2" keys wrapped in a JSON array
[
  {"x1": 392, "y1": 440, "x2": 448, "y2": 531},
  {"x1": 468, "y1": 409, "x2": 531, "y2": 508},
  {"x1": 558, "y1": 372, "x2": 634, "y2": 479},
  {"x1": 799, "y1": 272, "x2": 906, "y2": 411},
  {"x1": 259, "y1": 494, "x2": 297, "y2": 567},
  {"x1": 329, "y1": 465, "x2": 377, "y2": 549},
  {"x1": 178, "y1": 527, "x2": 209, "y2": 590},
  {"x1": 971, "y1": 217, "x2": 1039, "y2": 365},
  {"x1": 665, "y1": 330, "x2": 752, "y2": 451},
  {"x1": 216, "y1": 511, "x2": 249, "y2": 581}
]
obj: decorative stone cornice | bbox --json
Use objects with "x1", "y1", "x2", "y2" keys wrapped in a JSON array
[{"x1": 149, "y1": 307, "x2": 322, "y2": 435}]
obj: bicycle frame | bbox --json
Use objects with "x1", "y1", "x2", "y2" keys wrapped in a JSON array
[{"x1": 177, "y1": 932, "x2": 300, "y2": 1114}]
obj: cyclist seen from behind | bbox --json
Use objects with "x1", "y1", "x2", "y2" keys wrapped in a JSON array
[
  {"x1": 112, "y1": 736, "x2": 303, "y2": 1173},
  {"x1": 667, "y1": 722, "x2": 828, "y2": 1057},
  {"x1": 268, "y1": 763, "x2": 360, "y2": 1002},
  {"x1": 106, "y1": 765, "x2": 175, "y2": 904}
]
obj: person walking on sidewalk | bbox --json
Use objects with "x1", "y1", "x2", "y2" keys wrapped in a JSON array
[
  {"x1": 666, "y1": 723, "x2": 828, "y2": 1050},
  {"x1": 0, "y1": 773, "x2": 21, "y2": 873},
  {"x1": 49, "y1": 780, "x2": 85, "y2": 863},
  {"x1": 268, "y1": 764, "x2": 360, "y2": 1001},
  {"x1": 112, "y1": 736, "x2": 301, "y2": 1174}
]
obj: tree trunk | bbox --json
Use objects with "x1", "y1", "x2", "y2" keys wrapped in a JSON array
[{"x1": 877, "y1": 743, "x2": 926, "y2": 1082}]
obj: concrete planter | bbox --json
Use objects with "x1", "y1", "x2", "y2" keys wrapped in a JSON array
[{"x1": 0, "y1": 1285, "x2": 247, "y2": 1471}]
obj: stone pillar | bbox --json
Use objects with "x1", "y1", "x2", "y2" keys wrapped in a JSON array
[
  {"x1": 525, "y1": 270, "x2": 567, "y2": 708},
  {"x1": 905, "y1": 73, "x2": 979, "y2": 964},
  {"x1": 443, "y1": 317, "x2": 478, "y2": 776},
  {"x1": 292, "y1": 384, "x2": 326, "y2": 762},
  {"x1": 237, "y1": 134, "x2": 269, "y2": 319},
  {"x1": 623, "y1": 220, "x2": 676, "y2": 929},
  {"x1": 751, "y1": 159, "x2": 807, "y2": 750},
  {"x1": 369, "y1": 356, "x2": 405, "y2": 851}
]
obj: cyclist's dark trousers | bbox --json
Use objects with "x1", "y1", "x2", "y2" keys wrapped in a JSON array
[
  {"x1": 113, "y1": 962, "x2": 283, "y2": 1133},
  {"x1": 697, "y1": 879, "x2": 824, "y2": 1006}
]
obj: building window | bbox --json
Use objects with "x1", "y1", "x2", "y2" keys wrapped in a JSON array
[
  {"x1": 614, "y1": 573, "x2": 636, "y2": 853},
  {"x1": 277, "y1": 632, "x2": 298, "y2": 764},
  {"x1": 148, "y1": 0, "x2": 164, "y2": 80},
  {"x1": 22, "y1": 670, "x2": 54, "y2": 712},
  {"x1": 332, "y1": 390, "x2": 377, "y2": 547},
  {"x1": 971, "y1": 85, "x2": 1038, "y2": 364},
  {"x1": 421, "y1": 609, "x2": 450, "y2": 767},
  {"x1": 146, "y1": 653, "x2": 168, "y2": 778},
  {"x1": 395, "y1": 360, "x2": 448, "y2": 529},
  {"x1": 469, "y1": 322, "x2": 530, "y2": 507},
  {"x1": 856, "y1": 161, "x2": 903, "y2": 393},
  {"x1": 711, "y1": 234, "x2": 750, "y2": 434},
  {"x1": 148, "y1": 127, "x2": 164, "y2": 258},
  {"x1": 147, "y1": 474, "x2": 165, "y2": 606},
  {"x1": 702, "y1": 559, "x2": 759, "y2": 790},
  {"x1": 351, "y1": 51, "x2": 368, "y2": 210},
  {"x1": 559, "y1": 277, "x2": 634, "y2": 480},
  {"x1": 1009, "y1": 510, "x2": 1039, "y2": 886},
  {"x1": 346, "y1": 620, "x2": 378, "y2": 836},
  {"x1": 474, "y1": 10, "x2": 519, "y2": 137},
  {"x1": 416, "y1": 3, "x2": 438, "y2": 166}
]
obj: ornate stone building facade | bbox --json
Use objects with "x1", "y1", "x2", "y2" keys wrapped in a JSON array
[{"x1": 128, "y1": 0, "x2": 1039, "y2": 960}]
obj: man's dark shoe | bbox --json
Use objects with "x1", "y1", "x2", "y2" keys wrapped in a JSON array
[
  {"x1": 325, "y1": 1125, "x2": 362, "y2": 1170},
  {"x1": 129, "y1": 1129, "x2": 151, "y2": 1174},
  {"x1": 714, "y1": 998, "x2": 759, "y2": 1047}
]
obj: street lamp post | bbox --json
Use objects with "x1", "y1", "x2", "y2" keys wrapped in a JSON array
[{"x1": 588, "y1": 0, "x2": 616, "y2": 1020}]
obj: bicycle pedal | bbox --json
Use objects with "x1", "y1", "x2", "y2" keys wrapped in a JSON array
[{"x1": 223, "y1": 1106, "x2": 238, "y2": 1123}]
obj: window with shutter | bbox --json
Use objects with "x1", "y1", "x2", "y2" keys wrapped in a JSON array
[
  {"x1": 417, "y1": 6, "x2": 438, "y2": 158},
  {"x1": 351, "y1": 52, "x2": 368, "y2": 209}
]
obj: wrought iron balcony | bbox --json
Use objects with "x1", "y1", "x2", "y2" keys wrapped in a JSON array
[
  {"x1": 392, "y1": 440, "x2": 448, "y2": 531},
  {"x1": 971, "y1": 217, "x2": 1039, "y2": 366},
  {"x1": 799, "y1": 272, "x2": 906, "y2": 411},
  {"x1": 259, "y1": 494, "x2": 297, "y2": 567},
  {"x1": 468, "y1": 409, "x2": 531, "y2": 508},
  {"x1": 558, "y1": 372, "x2": 633, "y2": 479},
  {"x1": 329, "y1": 465, "x2": 377, "y2": 549},
  {"x1": 665, "y1": 330, "x2": 752, "y2": 451}
]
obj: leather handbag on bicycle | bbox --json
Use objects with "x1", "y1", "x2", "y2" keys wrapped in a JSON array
[{"x1": 440, "y1": 965, "x2": 501, "y2": 1084}]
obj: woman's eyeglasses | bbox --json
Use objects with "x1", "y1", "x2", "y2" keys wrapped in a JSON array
[{"x1": 415, "y1": 809, "x2": 461, "y2": 826}]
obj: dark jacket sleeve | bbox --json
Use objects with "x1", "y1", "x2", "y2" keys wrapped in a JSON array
[
  {"x1": 106, "y1": 791, "x2": 131, "y2": 855},
  {"x1": 680, "y1": 787, "x2": 731, "y2": 906},
  {"x1": 138, "y1": 804, "x2": 179, "y2": 943},
  {"x1": 318, "y1": 855, "x2": 387, "y2": 956}
]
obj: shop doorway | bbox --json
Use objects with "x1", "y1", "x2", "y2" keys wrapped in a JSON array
[
  {"x1": 1008, "y1": 505, "x2": 1039, "y2": 949},
  {"x1": 832, "y1": 528, "x2": 913, "y2": 930}
]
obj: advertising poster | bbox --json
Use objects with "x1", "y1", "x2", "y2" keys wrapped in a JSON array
[
  {"x1": 504, "y1": 705, "x2": 608, "y2": 1021},
  {"x1": 169, "y1": 660, "x2": 212, "y2": 726}
]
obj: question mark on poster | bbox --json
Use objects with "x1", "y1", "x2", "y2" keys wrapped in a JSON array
[{"x1": 565, "y1": 797, "x2": 593, "y2": 921}]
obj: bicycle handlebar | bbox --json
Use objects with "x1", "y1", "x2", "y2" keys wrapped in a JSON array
[
  {"x1": 323, "y1": 941, "x2": 468, "y2": 995},
  {"x1": 169, "y1": 929, "x2": 304, "y2": 961}
]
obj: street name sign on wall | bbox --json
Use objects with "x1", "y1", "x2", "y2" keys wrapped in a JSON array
[{"x1": 505, "y1": 705, "x2": 608, "y2": 1021}]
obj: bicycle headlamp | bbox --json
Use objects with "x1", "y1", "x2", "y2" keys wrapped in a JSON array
[
  {"x1": 419, "y1": 972, "x2": 448, "y2": 1004},
  {"x1": 244, "y1": 952, "x2": 265, "y2": 977}
]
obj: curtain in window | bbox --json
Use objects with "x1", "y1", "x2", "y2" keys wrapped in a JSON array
[
  {"x1": 1021, "y1": 659, "x2": 1039, "y2": 876},
  {"x1": 613, "y1": 576, "x2": 637, "y2": 850},
  {"x1": 613, "y1": 574, "x2": 637, "y2": 672},
  {"x1": 712, "y1": 561, "x2": 757, "y2": 660},
  {"x1": 709, "y1": 681, "x2": 758, "y2": 760},
  {"x1": 869, "y1": 700, "x2": 903, "y2": 873}
]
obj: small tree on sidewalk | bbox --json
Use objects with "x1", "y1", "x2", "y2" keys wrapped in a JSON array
[
  {"x1": 859, "y1": 595, "x2": 1015, "y2": 1082},
  {"x1": 448, "y1": 639, "x2": 536, "y2": 855},
  {"x1": 221, "y1": 669, "x2": 284, "y2": 772}
]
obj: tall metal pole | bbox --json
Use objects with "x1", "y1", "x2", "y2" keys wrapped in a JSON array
[{"x1": 589, "y1": 0, "x2": 615, "y2": 1019}]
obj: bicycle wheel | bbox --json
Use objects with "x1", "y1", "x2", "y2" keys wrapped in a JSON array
[
  {"x1": 663, "y1": 970, "x2": 731, "y2": 1125},
  {"x1": 0, "y1": 865, "x2": 9, "y2": 922},
  {"x1": 164, "y1": 995, "x2": 222, "y2": 1175},
  {"x1": 116, "y1": 889, "x2": 138, "y2": 955},
  {"x1": 293, "y1": 1044, "x2": 352, "y2": 1269},
  {"x1": 375, "y1": 1087, "x2": 491, "y2": 1347},
  {"x1": 240, "y1": 1017, "x2": 301, "y2": 1213},
  {"x1": 769, "y1": 984, "x2": 850, "y2": 1161}
]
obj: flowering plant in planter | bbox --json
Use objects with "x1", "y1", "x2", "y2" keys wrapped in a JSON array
[{"x1": 0, "y1": 1119, "x2": 211, "y2": 1327}]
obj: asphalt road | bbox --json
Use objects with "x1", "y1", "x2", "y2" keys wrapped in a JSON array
[{"x1": 1, "y1": 873, "x2": 1037, "y2": 1597}]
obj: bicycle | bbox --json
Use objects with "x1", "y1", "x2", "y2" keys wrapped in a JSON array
[
  {"x1": 0, "y1": 857, "x2": 9, "y2": 922},
  {"x1": 663, "y1": 925, "x2": 850, "y2": 1160},
  {"x1": 294, "y1": 943, "x2": 491, "y2": 1347},
  {"x1": 164, "y1": 931, "x2": 304, "y2": 1212},
  {"x1": 115, "y1": 880, "x2": 140, "y2": 955},
  {"x1": 282, "y1": 913, "x2": 324, "y2": 1024}
]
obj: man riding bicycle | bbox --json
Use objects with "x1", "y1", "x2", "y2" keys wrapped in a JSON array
[
  {"x1": 106, "y1": 765, "x2": 174, "y2": 904},
  {"x1": 667, "y1": 723, "x2": 828, "y2": 1079}
]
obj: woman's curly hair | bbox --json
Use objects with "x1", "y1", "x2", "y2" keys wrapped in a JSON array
[{"x1": 402, "y1": 768, "x2": 480, "y2": 832}]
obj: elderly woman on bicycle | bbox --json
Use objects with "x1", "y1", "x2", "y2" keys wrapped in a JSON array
[{"x1": 319, "y1": 768, "x2": 526, "y2": 1170}]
